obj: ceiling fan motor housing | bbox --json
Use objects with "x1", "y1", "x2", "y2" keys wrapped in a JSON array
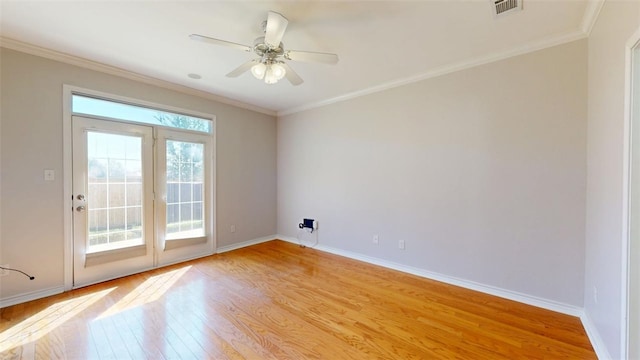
[{"x1": 253, "y1": 36, "x2": 284, "y2": 60}]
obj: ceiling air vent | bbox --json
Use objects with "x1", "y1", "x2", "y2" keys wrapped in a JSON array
[{"x1": 492, "y1": 0, "x2": 522, "y2": 17}]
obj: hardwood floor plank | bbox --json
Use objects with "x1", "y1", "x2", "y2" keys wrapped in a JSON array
[{"x1": 0, "y1": 240, "x2": 596, "y2": 359}]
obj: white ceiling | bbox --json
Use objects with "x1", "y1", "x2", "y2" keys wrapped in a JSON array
[{"x1": 0, "y1": 1, "x2": 598, "y2": 115}]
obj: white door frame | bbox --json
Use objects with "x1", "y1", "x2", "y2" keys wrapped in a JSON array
[
  {"x1": 622, "y1": 25, "x2": 640, "y2": 360},
  {"x1": 62, "y1": 85, "x2": 216, "y2": 290}
]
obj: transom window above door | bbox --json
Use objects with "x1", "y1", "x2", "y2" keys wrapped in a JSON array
[{"x1": 72, "y1": 94, "x2": 212, "y2": 134}]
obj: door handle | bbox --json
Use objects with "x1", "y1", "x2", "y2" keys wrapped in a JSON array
[
  {"x1": 77, "y1": 194, "x2": 85, "y2": 201},
  {"x1": 76, "y1": 206, "x2": 86, "y2": 212}
]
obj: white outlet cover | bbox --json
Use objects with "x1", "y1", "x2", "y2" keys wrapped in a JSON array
[{"x1": 44, "y1": 169, "x2": 55, "y2": 181}]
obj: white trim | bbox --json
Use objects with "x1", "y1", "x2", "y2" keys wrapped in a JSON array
[
  {"x1": 622, "y1": 24, "x2": 640, "y2": 360},
  {"x1": 215, "y1": 235, "x2": 277, "y2": 254},
  {"x1": 63, "y1": 85, "x2": 73, "y2": 290},
  {"x1": 276, "y1": 235, "x2": 583, "y2": 317},
  {"x1": 0, "y1": 37, "x2": 276, "y2": 117},
  {"x1": 581, "y1": 312, "x2": 614, "y2": 360},
  {"x1": 0, "y1": 286, "x2": 65, "y2": 309},
  {"x1": 581, "y1": 0, "x2": 606, "y2": 36},
  {"x1": 278, "y1": 30, "x2": 587, "y2": 116}
]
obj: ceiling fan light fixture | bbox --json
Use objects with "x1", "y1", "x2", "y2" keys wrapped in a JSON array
[
  {"x1": 250, "y1": 62, "x2": 267, "y2": 79},
  {"x1": 271, "y1": 63, "x2": 286, "y2": 80},
  {"x1": 260, "y1": 62, "x2": 287, "y2": 84},
  {"x1": 264, "y1": 66, "x2": 278, "y2": 84}
]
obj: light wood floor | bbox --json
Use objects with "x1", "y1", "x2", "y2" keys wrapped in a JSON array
[{"x1": 1, "y1": 240, "x2": 595, "y2": 359}]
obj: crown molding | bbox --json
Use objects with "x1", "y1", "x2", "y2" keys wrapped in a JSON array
[
  {"x1": 278, "y1": 29, "x2": 587, "y2": 117},
  {"x1": 0, "y1": 37, "x2": 277, "y2": 117},
  {"x1": 581, "y1": 0, "x2": 605, "y2": 36}
]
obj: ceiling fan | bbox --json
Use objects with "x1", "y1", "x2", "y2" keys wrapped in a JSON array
[{"x1": 190, "y1": 11, "x2": 339, "y2": 86}]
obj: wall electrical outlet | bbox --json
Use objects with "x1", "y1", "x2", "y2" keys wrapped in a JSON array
[
  {"x1": 398, "y1": 240, "x2": 405, "y2": 250},
  {"x1": 44, "y1": 169, "x2": 55, "y2": 181},
  {"x1": 0, "y1": 265, "x2": 9, "y2": 277},
  {"x1": 230, "y1": 224, "x2": 236, "y2": 233},
  {"x1": 372, "y1": 235, "x2": 379, "y2": 245},
  {"x1": 593, "y1": 286, "x2": 598, "y2": 304}
]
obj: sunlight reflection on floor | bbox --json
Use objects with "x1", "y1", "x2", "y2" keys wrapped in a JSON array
[
  {"x1": 97, "y1": 265, "x2": 191, "y2": 320},
  {"x1": 0, "y1": 287, "x2": 116, "y2": 353}
]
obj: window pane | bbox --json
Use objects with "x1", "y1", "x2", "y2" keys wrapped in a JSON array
[
  {"x1": 166, "y1": 140, "x2": 205, "y2": 240},
  {"x1": 167, "y1": 183, "x2": 179, "y2": 203},
  {"x1": 127, "y1": 207, "x2": 142, "y2": 229},
  {"x1": 126, "y1": 160, "x2": 141, "y2": 182},
  {"x1": 88, "y1": 159, "x2": 108, "y2": 183},
  {"x1": 126, "y1": 184, "x2": 142, "y2": 206},
  {"x1": 89, "y1": 184, "x2": 107, "y2": 209},
  {"x1": 193, "y1": 202, "x2": 203, "y2": 222},
  {"x1": 108, "y1": 159, "x2": 125, "y2": 182},
  {"x1": 109, "y1": 208, "x2": 125, "y2": 232},
  {"x1": 180, "y1": 203, "x2": 192, "y2": 225},
  {"x1": 193, "y1": 183, "x2": 202, "y2": 201},
  {"x1": 167, "y1": 204, "x2": 179, "y2": 223},
  {"x1": 72, "y1": 95, "x2": 211, "y2": 133},
  {"x1": 87, "y1": 131, "x2": 144, "y2": 253},
  {"x1": 180, "y1": 183, "x2": 192, "y2": 202},
  {"x1": 109, "y1": 184, "x2": 125, "y2": 207},
  {"x1": 89, "y1": 234, "x2": 108, "y2": 247},
  {"x1": 180, "y1": 162, "x2": 193, "y2": 182},
  {"x1": 109, "y1": 231, "x2": 126, "y2": 243},
  {"x1": 89, "y1": 209, "x2": 107, "y2": 233}
]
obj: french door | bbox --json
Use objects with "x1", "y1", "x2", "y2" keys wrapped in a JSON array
[
  {"x1": 72, "y1": 116, "x2": 155, "y2": 287},
  {"x1": 71, "y1": 114, "x2": 214, "y2": 287}
]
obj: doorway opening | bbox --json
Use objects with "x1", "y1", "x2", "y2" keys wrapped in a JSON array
[{"x1": 63, "y1": 86, "x2": 215, "y2": 289}]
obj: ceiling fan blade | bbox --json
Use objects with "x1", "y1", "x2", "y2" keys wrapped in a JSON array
[
  {"x1": 279, "y1": 63, "x2": 304, "y2": 86},
  {"x1": 264, "y1": 11, "x2": 288, "y2": 49},
  {"x1": 226, "y1": 59, "x2": 258, "y2": 78},
  {"x1": 189, "y1": 34, "x2": 252, "y2": 52},
  {"x1": 285, "y1": 50, "x2": 339, "y2": 65}
]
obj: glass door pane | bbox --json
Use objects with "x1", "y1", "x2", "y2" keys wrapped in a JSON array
[
  {"x1": 166, "y1": 140, "x2": 205, "y2": 240},
  {"x1": 156, "y1": 127, "x2": 213, "y2": 266},
  {"x1": 87, "y1": 132, "x2": 144, "y2": 253}
]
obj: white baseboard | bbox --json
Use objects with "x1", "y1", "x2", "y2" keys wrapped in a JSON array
[
  {"x1": 0, "y1": 286, "x2": 65, "y2": 309},
  {"x1": 276, "y1": 235, "x2": 583, "y2": 317},
  {"x1": 216, "y1": 235, "x2": 277, "y2": 254},
  {"x1": 277, "y1": 235, "x2": 613, "y2": 357},
  {"x1": 580, "y1": 312, "x2": 613, "y2": 360}
]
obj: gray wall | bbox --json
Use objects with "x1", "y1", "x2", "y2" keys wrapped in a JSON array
[
  {"x1": 278, "y1": 40, "x2": 587, "y2": 307},
  {"x1": 0, "y1": 48, "x2": 277, "y2": 300},
  {"x1": 585, "y1": 2, "x2": 640, "y2": 359}
]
